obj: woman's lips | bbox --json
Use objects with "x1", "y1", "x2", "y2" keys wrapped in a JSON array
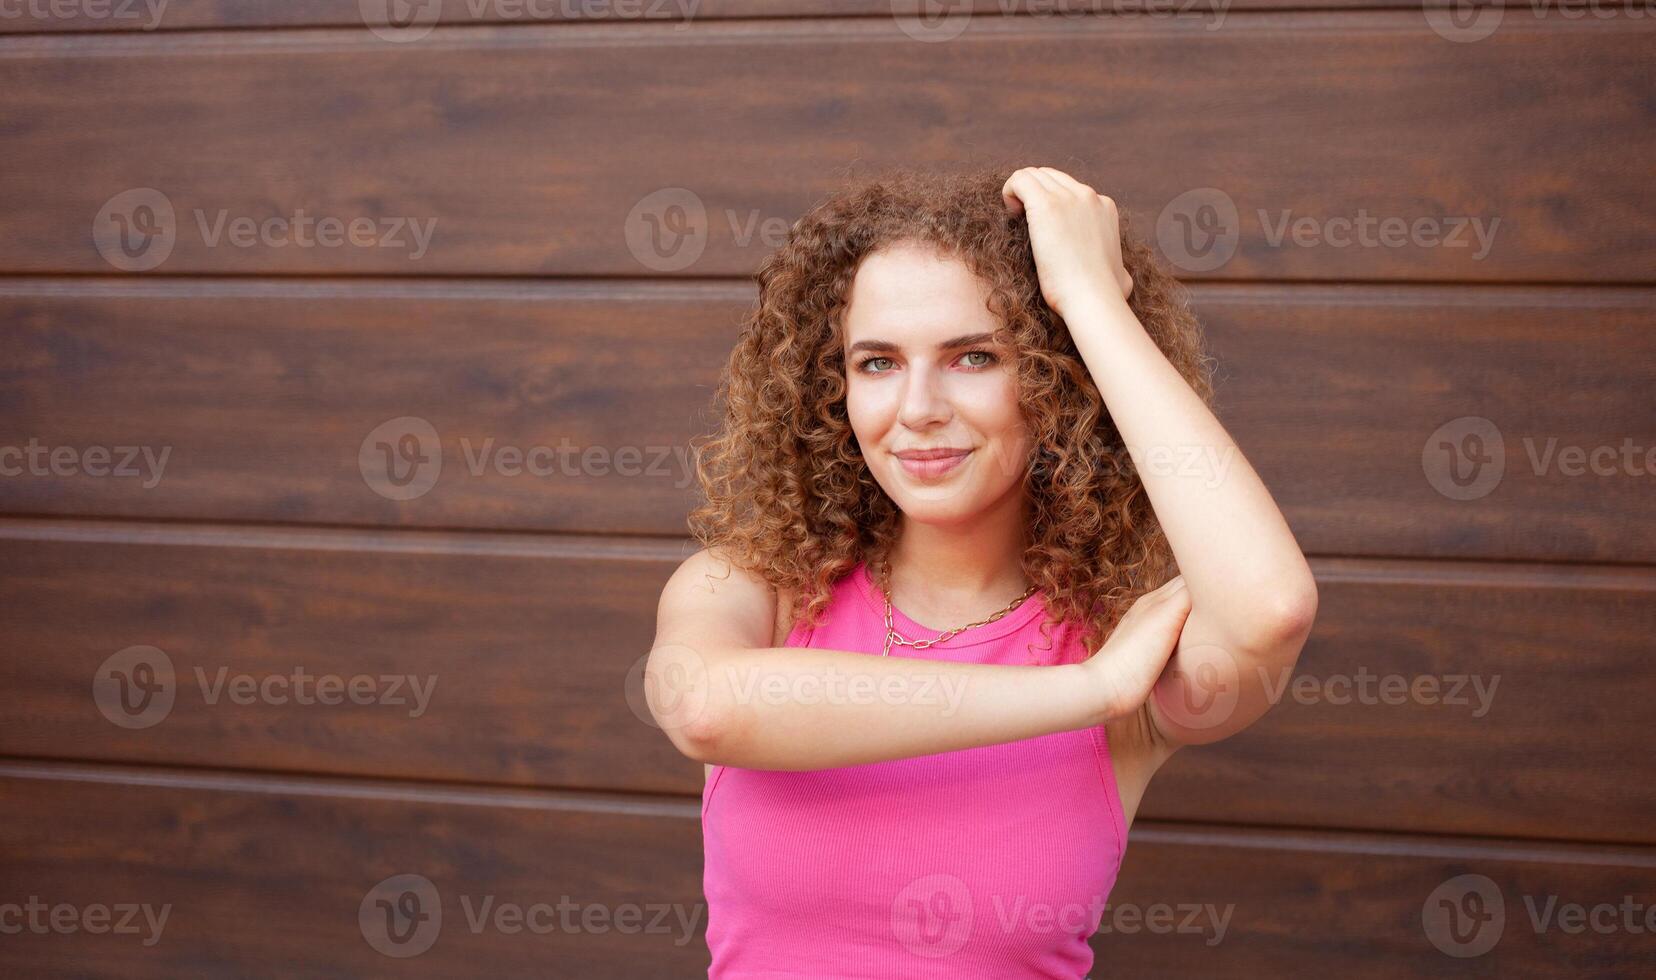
[{"x1": 896, "y1": 449, "x2": 971, "y2": 480}]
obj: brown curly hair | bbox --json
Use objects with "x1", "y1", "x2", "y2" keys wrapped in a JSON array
[{"x1": 687, "y1": 168, "x2": 1216, "y2": 661}]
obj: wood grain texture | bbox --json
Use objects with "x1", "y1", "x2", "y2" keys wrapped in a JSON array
[
  {"x1": 1144, "y1": 556, "x2": 1656, "y2": 846},
  {"x1": 0, "y1": 13, "x2": 1649, "y2": 280},
  {"x1": 0, "y1": 523, "x2": 699, "y2": 794},
  {"x1": 2, "y1": 524, "x2": 1651, "y2": 844},
  {"x1": 2, "y1": 281, "x2": 1650, "y2": 562},
  {"x1": 0, "y1": 280, "x2": 736, "y2": 534},
  {"x1": 0, "y1": 1, "x2": 1499, "y2": 35},
  {"x1": 1196, "y1": 284, "x2": 1656, "y2": 564},
  {"x1": 2, "y1": 762, "x2": 1652, "y2": 978},
  {"x1": 0, "y1": 763, "x2": 710, "y2": 978},
  {"x1": 2, "y1": 3, "x2": 1650, "y2": 975}
]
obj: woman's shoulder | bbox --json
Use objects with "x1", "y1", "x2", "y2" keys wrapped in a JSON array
[
  {"x1": 664, "y1": 546, "x2": 820, "y2": 649},
  {"x1": 658, "y1": 547, "x2": 780, "y2": 647},
  {"x1": 665, "y1": 548, "x2": 864, "y2": 649}
]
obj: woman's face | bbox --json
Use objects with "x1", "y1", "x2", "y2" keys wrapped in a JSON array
[{"x1": 842, "y1": 242, "x2": 1033, "y2": 526}]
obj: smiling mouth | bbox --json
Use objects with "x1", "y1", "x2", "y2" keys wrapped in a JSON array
[{"x1": 894, "y1": 449, "x2": 972, "y2": 479}]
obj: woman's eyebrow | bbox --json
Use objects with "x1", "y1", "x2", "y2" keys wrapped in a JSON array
[{"x1": 846, "y1": 332, "x2": 998, "y2": 355}]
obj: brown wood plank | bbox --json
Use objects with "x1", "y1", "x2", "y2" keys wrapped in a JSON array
[
  {"x1": 1142, "y1": 556, "x2": 1656, "y2": 846},
  {"x1": 1109, "y1": 823, "x2": 1656, "y2": 978},
  {"x1": 0, "y1": 1, "x2": 1482, "y2": 35},
  {"x1": 1, "y1": 762, "x2": 1652, "y2": 978},
  {"x1": 1, "y1": 12, "x2": 1648, "y2": 281},
  {"x1": 1, "y1": 524, "x2": 1652, "y2": 844},
  {"x1": 0, "y1": 280, "x2": 736, "y2": 535},
  {"x1": 1198, "y1": 284, "x2": 1656, "y2": 564},
  {"x1": 0, "y1": 523, "x2": 700, "y2": 795},
  {"x1": 2, "y1": 280, "x2": 1650, "y2": 563},
  {"x1": 0, "y1": 763, "x2": 710, "y2": 978}
]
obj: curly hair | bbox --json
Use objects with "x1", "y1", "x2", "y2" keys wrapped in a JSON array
[{"x1": 687, "y1": 168, "x2": 1217, "y2": 661}]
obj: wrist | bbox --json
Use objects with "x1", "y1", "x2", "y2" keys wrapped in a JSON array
[
  {"x1": 1057, "y1": 290, "x2": 1136, "y2": 333},
  {"x1": 1059, "y1": 660, "x2": 1121, "y2": 730}
]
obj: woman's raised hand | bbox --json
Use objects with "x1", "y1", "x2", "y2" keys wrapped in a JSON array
[{"x1": 1000, "y1": 166, "x2": 1134, "y2": 320}]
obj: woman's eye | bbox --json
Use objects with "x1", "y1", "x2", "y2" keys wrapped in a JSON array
[{"x1": 857, "y1": 351, "x2": 994, "y2": 373}]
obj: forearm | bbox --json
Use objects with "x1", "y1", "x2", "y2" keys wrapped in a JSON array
[
  {"x1": 1065, "y1": 295, "x2": 1317, "y2": 637},
  {"x1": 684, "y1": 645, "x2": 1102, "y2": 771}
]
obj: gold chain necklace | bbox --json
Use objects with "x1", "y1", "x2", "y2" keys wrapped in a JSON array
[{"x1": 879, "y1": 580, "x2": 1039, "y2": 657}]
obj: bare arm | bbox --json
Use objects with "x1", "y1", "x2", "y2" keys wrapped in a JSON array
[
  {"x1": 1069, "y1": 294, "x2": 1316, "y2": 748},
  {"x1": 647, "y1": 548, "x2": 1188, "y2": 771},
  {"x1": 1003, "y1": 166, "x2": 1320, "y2": 748}
]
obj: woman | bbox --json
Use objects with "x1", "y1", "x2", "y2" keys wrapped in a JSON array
[{"x1": 646, "y1": 167, "x2": 1318, "y2": 978}]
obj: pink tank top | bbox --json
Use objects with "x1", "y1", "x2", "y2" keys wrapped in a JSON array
[{"x1": 701, "y1": 561, "x2": 1128, "y2": 978}]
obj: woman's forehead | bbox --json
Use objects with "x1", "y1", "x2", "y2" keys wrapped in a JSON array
[{"x1": 843, "y1": 247, "x2": 1000, "y2": 345}]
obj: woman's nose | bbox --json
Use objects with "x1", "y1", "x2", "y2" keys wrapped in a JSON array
[{"x1": 897, "y1": 364, "x2": 951, "y2": 429}]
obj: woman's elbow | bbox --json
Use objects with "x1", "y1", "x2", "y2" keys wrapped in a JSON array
[
  {"x1": 670, "y1": 707, "x2": 731, "y2": 765},
  {"x1": 643, "y1": 644, "x2": 730, "y2": 764},
  {"x1": 1226, "y1": 579, "x2": 1318, "y2": 666},
  {"x1": 1261, "y1": 579, "x2": 1319, "y2": 660}
]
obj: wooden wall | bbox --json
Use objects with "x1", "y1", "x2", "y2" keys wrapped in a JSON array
[{"x1": 1, "y1": 2, "x2": 1652, "y2": 976}]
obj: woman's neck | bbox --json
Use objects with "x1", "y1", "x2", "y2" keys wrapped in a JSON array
[{"x1": 884, "y1": 492, "x2": 1031, "y2": 629}]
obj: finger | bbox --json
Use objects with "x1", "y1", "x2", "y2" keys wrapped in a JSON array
[
  {"x1": 1038, "y1": 167, "x2": 1095, "y2": 198},
  {"x1": 1000, "y1": 170, "x2": 1030, "y2": 216},
  {"x1": 1025, "y1": 167, "x2": 1063, "y2": 195},
  {"x1": 1152, "y1": 580, "x2": 1189, "y2": 603},
  {"x1": 1134, "y1": 577, "x2": 1182, "y2": 606},
  {"x1": 1002, "y1": 167, "x2": 1056, "y2": 216}
]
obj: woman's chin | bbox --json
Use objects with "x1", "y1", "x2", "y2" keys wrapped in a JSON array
[{"x1": 890, "y1": 489, "x2": 983, "y2": 526}]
